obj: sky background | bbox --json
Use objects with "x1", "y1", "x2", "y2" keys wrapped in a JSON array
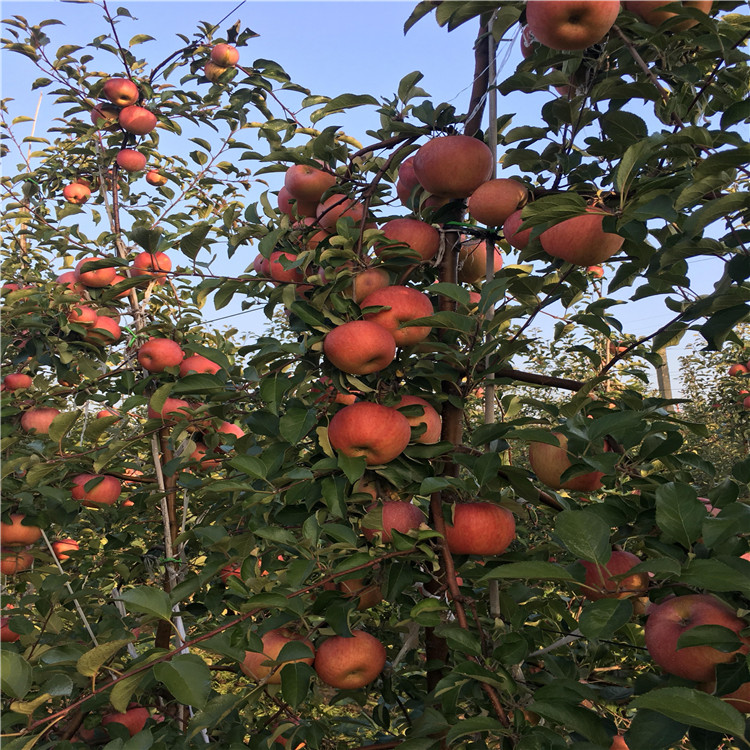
[{"x1": 2, "y1": 0, "x2": 731, "y2": 392}]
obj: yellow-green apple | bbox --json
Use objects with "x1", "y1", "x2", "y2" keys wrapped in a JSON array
[
  {"x1": 0, "y1": 550, "x2": 33, "y2": 575},
  {"x1": 351, "y1": 267, "x2": 391, "y2": 303},
  {"x1": 2, "y1": 373, "x2": 32, "y2": 391},
  {"x1": 131, "y1": 250, "x2": 171, "y2": 282},
  {"x1": 180, "y1": 354, "x2": 222, "y2": 377},
  {"x1": 579, "y1": 550, "x2": 649, "y2": 600},
  {"x1": 20, "y1": 407, "x2": 60, "y2": 434},
  {"x1": 118, "y1": 106, "x2": 157, "y2": 135},
  {"x1": 412, "y1": 135, "x2": 493, "y2": 199},
  {"x1": 67, "y1": 304, "x2": 98, "y2": 328},
  {"x1": 84, "y1": 316, "x2": 121, "y2": 345},
  {"x1": 361, "y1": 286, "x2": 434, "y2": 347},
  {"x1": 63, "y1": 182, "x2": 91, "y2": 205},
  {"x1": 467, "y1": 178, "x2": 529, "y2": 227},
  {"x1": 148, "y1": 397, "x2": 192, "y2": 422},
  {"x1": 328, "y1": 402, "x2": 411, "y2": 465},
  {"x1": 623, "y1": 1, "x2": 712, "y2": 29},
  {"x1": 396, "y1": 156, "x2": 420, "y2": 206},
  {"x1": 269, "y1": 251, "x2": 305, "y2": 284},
  {"x1": 525, "y1": 0, "x2": 621, "y2": 50},
  {"x1": 644, "y1": 594, "x2": 750, "y2": 682},
  {"x1": 102, "y1": 77, "x2": 139, "y2": 106},
  {"x1": 0, "y1": 514, "x2": 42, "y2": 546},
  {"x1": 210, "y1": 43, "x2": 240, "y2": 66},
  {"x1": 313, "y1": 630, "x2": 386, "y2": 689},
  {"x1": 444, "y1": 502, "x2": 516, "y2": 555},
  {"x1": 316, "y1": 194, "x2": 366, "y2": 231},
  {"x1": 376, "y1": 218, "x2": 440, "y2": 263},
  {"x1": 52, "y1": 538, "x2": 79, "y2": 561},
  {"x1": 285, "y1": 164, "x2": 337, "y2": 204},
  {"x1": 396, "y1": 395, "x2": 441, "y2": 444},
  {"x1": 540, "y1": 208, "x2": 624, "y2": 266},
  {"x1": 102, "y1": 705, "x2": 150, "y2": 736},
  {"x1": 278, "y1": 186, "x2": 317, "y2": 218},
  {"x1": 137, "y1": 338, "x2": 185, "y2": 373},
  {"x1": 72, "y1": 474, "x2": 122, "y2": 506},
  {"x1": 503, "y1": 209, "x2": 532, "y2": 250},
  {"x1": 0, "y1": 606, "x2": 20, "y2": 642},
  {"x1": 204, "y1": 62, "x2": 228, "y2": 82},
  {"x1": 323, "y1": 320, "x2": 397, "y2": 375},
  {"x1": 75, "y1": 258, "x2": 117, "y2": 288},
  {"x1": 457, "y1": 240, "x2": 504, "y2": 284},
  {"x1": 90, "y1": 103, "x2": 120, "y2": 129},
  {"x1": 240, "y1": 628, "x2": 315, "y2": 684},
  {"x1": 528, "y1": 432, "x2": 606, "y2": 491},
  {"x1": 362, "y1": 500, "x2": 425, "y2": 542},
  {"x1": 116, "y1": 149, "x2": 147, "y2": 173},
  {"x1": 145, "y1": 170, "x2": 167, "y2": 186},
  {"x1": 729, "y1": 364, "x2": 748, "y2": 376}
]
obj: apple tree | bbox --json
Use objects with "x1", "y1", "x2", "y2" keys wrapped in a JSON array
[{"x1": 2, "y1": 2, "x2": 750, "y2": 750}]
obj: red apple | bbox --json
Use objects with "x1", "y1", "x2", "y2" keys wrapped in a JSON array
[
  {"x1": 52, "y1": 538, "x2": 79, "y2": 561},
  {"x1": 102, "y1": 705, "x2": 150, "y2": 736},
  {"x1": 361, "y1": 286, "x2": 434, "y2": 348},
  {"x1": 102, "y1": 77, "x2": 139, "y2": 106},
  {"x1": 96, "y1": 408, "x2": 119, "y2": 419},
  {"x1": 444, "y1": 502, "x2": 516, "y2": 556},
  {"x1": 131, "y1": 251, "x2": 171, "y2": 282},
  {"x1": 75, "y1": 258, "x2": 117, "y2": 288},
  {"x1": 623, "y1": 1, "x2": 712, "y2": 30},
  {"x1": 721, "y1": 681, "x2": 750, "y2": 713},
  {"x1": 90, "y1": 103, "x2": 120, "y2": 129},
  {"x1": 180, "y1": 354, "x2": 222, "y2": 377},
  {"x1": 20, "y1": 407, "x2": 60, "y2": 434},
  {"x1": 579, "y1": 550, "x2": 649, "y2": 600},
  {"x1": 72, "y1": 474, "x2": 122, "y2": 506},
  {"x1": 2, "y1": 373, "x2": 32, "y2": 391},
  {"x1": 0, "y1": 550, "x2": 33, "y2": 575},
  {"x1": 376, "y1": 218, "x2": 440, "y2": 263},
  {"x1": 362, "y1": 500, "x2": 425, "y2": 543},
  {"x1": 351, "y1": 267, "x2": 391, "y2": 304},
  {"x1": 118, "y1": 106, "x2": 157, "y2": 136},
  {"x1": 337, "y1": 578, "x2": 383, "y2": 610},
  {"x1": 190, "y1": 442, "x2": 222, "y2": 470},
  {"x1": 0, "y1": 514, "x2": 42, "y2": 546},
  {"x1": 610, "y1": 736, "x2": 629, "y2": 750},
  {"x1": 328, "y1": 402, "x2": 412, "y2": 465},
  {"x1": 84, "y1": 316, "x2": 121, "y2": 345},
  {"x1": 587, "y1": 265, "x2": 604, "y2": 278},
  {"x1": 396, "y1": 156, "x2": 420, "y2": 206},
  {"x1": 467, "y1": 178, "x2": 529, "y2": 227},
  {"x1": 311, "y1": 376, "x2": 358, "y2": 406},
  {"x1": 520, "y1": 26, "x2": 538, "y2": 58},
  {"x1": 540, "y1": 208, "x2": 624, "y2": 266},
  {"x1": 323, "y1": 320, "x2": 397, "y2": 375},
  {"x1": 396, "y1": 395, "x2": 441, "y2": 444},
  {"x1": 253, "y1": 254, "x2": 272, "y2": 277},
  {"x1": 240, "y1": 628, "x2": 315, "y2": 684},
  {"x1": 729, "y1": 364, "x2": 748, "y2": 376},
  {"x1": 116, "y1": 149, "x2": 147, "y2": 173},
  {"x1": 63, "y1": 182, "x2": 91, "y2": 205},
  {"x1": 644, "y1": 594, "x2": 750, "y2": 682},
  {"x1": 278, "y1": 186, "x2": 318, "y2": 218},
  {"x1": 0, "y1": 607, "x2": 20, "y2": 642},
  {"x1": 316, "y1": 194, "x2": 366, "y2": 231},
  {"x1": 67, "y1": 304, "x2": 98, "y2": 327},
  {"x1": 528, "y1": 432, "x2": 606, "y2": 491},
  {"x1": 145, "y1": 170, "x2": 167, "y2": 186},
  {"x1": 220, "y1": 562, "x2": 242, "y2": 582},
  {"x1": 137, "y1": 338, "x2": 185, "y2": 373},
  {"x1": 313, "y1": 631, "x2": 386, "y2": 689},
  {"x1": 269, "y1": 251, "x2": 305, "y2": 284},
  {"x1": 148, "y1": 397, "x2": 192, "y2": 422},
  {"x1": 525, "y1": 0, "x2": 621, "y2": 50},
  {"x1": 217, "y1": 421, "x2": 245, "y2": 441},
  {"x1": 457, "y1": 240, "x2": 504, "y2": 284},
  {"x1": 285, "y1": 164, "x2": 337, "y2": 204},
  {"x1": 503, "y1": 209, "x2": 533, "y2": 250},
  {"x1": 412, "y1": 135, "x2": 493, "y2": 199},
  {"x1": 210, "y1": 43, "x2": 240, "y2": 67}
]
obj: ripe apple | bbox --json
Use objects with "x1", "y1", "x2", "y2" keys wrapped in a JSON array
[
  {"x1": 96, "y1": 408, "x2": 119, "y2": 420},
  {"x1": 444, "y1": 502, "x2": 516, "y2": 555},
  {"x1": 145, "y1": 170, "x2": 167, "y2": 186},
  {"x1": 351, "y1": 267, "x2": 391, "y2": 304},
  {"x1": 180, "y1": 354, "x2": 222, "y2": 377},
  {"x1": 376, "y1": 218, "x2": 440, "y2": 263},
  {"x1": 328, "y1": 402, "x2": 412, "y2": 465},
  {"x1": 84, "y1": 316, "x2": 121, "y2": 345},
  {"x1": 699, "y1": 496, "x2": 721, "y2": 517},
  {"x1": 337, "y1": 578, "x2": 383, "y2": 610},
  {"x1": 67, "y1": 304, "x2": 98, "y2": 328},
  {"x1": 623, "y1": 1, "x2": 712, "y2": 30},
  {"x1": 2, "y1": 373, "x2": 32, "y2": 391},
  {"x1": 396, "y1": 395, "x2": 441, "y2": 444},
  {"x1": 457, "y1": 240, "x2": 504, "y2": 284},
  {"x1": 0, "y1": 607, "x2": 20, "y2": 642},
  {"x1": 190, "y1": 442, "x2": 222, "y2": 470},
  {"x1": 241, "y1": 628, "x2": 315, "y2": 684},
  {"x1": 20, "y1": 407, "x2": 60, "y2": 434},
  {"x1": 75, "y1": 257, "x2": 117, "y2": 288},
  {"x1": 57, "y1": 271, "x2": 84, "y2": 293},
  {"x1": 579, "y1": 550, "x2": 649, "y2": 600},
  {"x1": 102, "y1": 705, "x2": 150, "y2": 736},
  {"x1": 52, "y1": 538, "x2": 79, "y2": 561},
  {"x1": 220, "y1": 562, "x2": 242, "y2": 582},
  {"x1": 118, "y1": 106, "x2": 157, "y2": 136},
  {"x1": 90, "y1": 103, "x2": 120, "y2": 129},
  {"x1": 137, "y1": 338, "x2": 185, "y2": 373},
  {"x1": 362, "y1": 500, "x2": 425, "y2": 543},
  {"x1": 503, "y1": 209, "x2": 533, "y2": 250},
  {"x1": 520, "y1": 25, "x2": 538, "y2": 58},
  {"x1": 285, "y1": 164, "x2": 337, "y2": 203},
  {"x1": 540, "y1": 208, "x2": 624, "y2": 266},
  {"x1": 253, "y1": 254, "x2": 272, "y2": 277},
  {"x1": 217, "y1": 421, "x2": 245, "y2": 441},
  {"x1": 210, "y1": 43, "x2": 240, "y2": 66},
  {"x1": 311, "y1": 376, "x2": 357, "y2": 406},
  {"x1": 610, "y1": 736, "x2": 629, "y2": 750},
  {"x1": 131, "y1": 250, "x2": 171, "y2": 282},
  {"x1": 313, "y1": 630, "x2": 386, "y2": 689},
  {"x1": 316, "y1": 194, "x2": 366, "y2": 231},
  {"x1": 720, "y1": 680, "x2": 750, "y2": 713},
  {"x1": 525, "y1": 0, "x2": 622, "y2": 50},
  {"x1": 587, "y1": 265, "x2": 604, "y2": 278},
  {"x1": 63, "y1": 182, "x2": 91, "y2": 205},
  {"x1": 269, "y1": 251, "x2": 305, "y2": 284},
  {"x1": 204, "y1": 62, "x2": 228, "y2": 82},
  {"x1": 467, "y1": 178, "x2": 529, "y2": 227},
  {"x1": 72, "y1": 474, "x2": 122, "y2": 506},
  {"x1": 0, "y1": 514, "x2": 42, "y2": 546},
  {"x1": 360, "y1": 286, "x2": 434, "y2": 347},
  {"x1": 323, "y1": 320, "x2": 397, "y2": 375},
  {"x1": 116, "y1": 149, "x2": 147, "y2": 173},
  {"x1": 148, "y1": 397, "x2": 192, "y2": 422},
  {"x1": 102, "y1": 77, "x2": 139, "y2": 106},
  {"x1": 528, "y1": 432, "x2": 606, "y2": 491},
  {"x1": 396, "y1": 156, "x2": 420, "y2": 206},
  {"x1": 645, "y1": 594, "x2": 750, "y2": 682},
  {"x1": 0, "y1": 550, "x2": 33, "y2": 575},
  {"x1": 412, "y1": 135, "x2": 493, "y2": 199},
  {"x1": 729, "y1": 363, "x2": 748, "y2": 376},
  {"x1": 278, "y1": 186, "x2": 318, "y2": 218}
]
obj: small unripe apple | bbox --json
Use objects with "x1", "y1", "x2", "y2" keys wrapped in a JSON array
[{"x1": 204, "y1": 62, "x2": 229, "y2": 82}]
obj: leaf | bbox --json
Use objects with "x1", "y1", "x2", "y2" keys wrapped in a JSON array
[
  {"x1": 529, "y1": 701, "x2": 611, "y2": 745},
  {"x1": 153, "y1": 654, "x2": 211, "y2": 709},
  {"x1": 631, "y1": 688, "x2": 746, "y2": 737},
  {"x1": 578, "y1": 599, "x2": 633, "y2": 640},
  {"x1": 555, "y1": 510, "x2": 611, "y2": 563},
  {"x1": 625, "y1": 709, "x2": 687, "y2": 750},
  {"x1": 1, "y1": 650, "x2": 32, "y2": 698},
  {"x1": 310, "y1": 93, "x2": 378, "y2": 123},
  {"x1": 119, "y1": 587, "x2": 173, "y2": 621},
  {"x1": 48, "y1": 410, "x2": 80, "y2": 443},
  {"x1": 615, "y1": 134, "x2": 666, "y2": 196},
  {"x1": 280, "y1": 662, "x2": 314, "y2": 708},
  {"x1": 180, "y1": 223, "x2": 211, "y2": 260},
  {"x1": 403, "y1": 1, "x2": 436, "y2": 33},
  {"x1": 76, "y1": 639, "x2": 133, "y2": 677},
  {"x1": 445, "y1": 715, "x2": 506, "y2": 743},
  {"x1": 655, "y1": 483, "x2": 704, "y2": 548},
  {"x1": 111, "y1": 671, "x2": 147, "y2": 713},
  {"x1": 187, "y1": 693, "x2": 247, "y2": 739},
  {"x1": 337, "y1": 452, "x2": 366, "y2": 484},
  {"x1": 676, "y1": 624, "x2": 742, "y2": 653},
  {"x1": 481, "y1": 561, "x2": 574, "y2": 581},
  {"x1": 229, "y1": 455, "x2": 266, "y2": 479},
  {"x1": 10, "y1": 693, "x2": 51, "y2": 716}
]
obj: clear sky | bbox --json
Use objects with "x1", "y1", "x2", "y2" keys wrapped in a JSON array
[{"x1": 2, "y1": 0, "x2": 722, "y2": 391}]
